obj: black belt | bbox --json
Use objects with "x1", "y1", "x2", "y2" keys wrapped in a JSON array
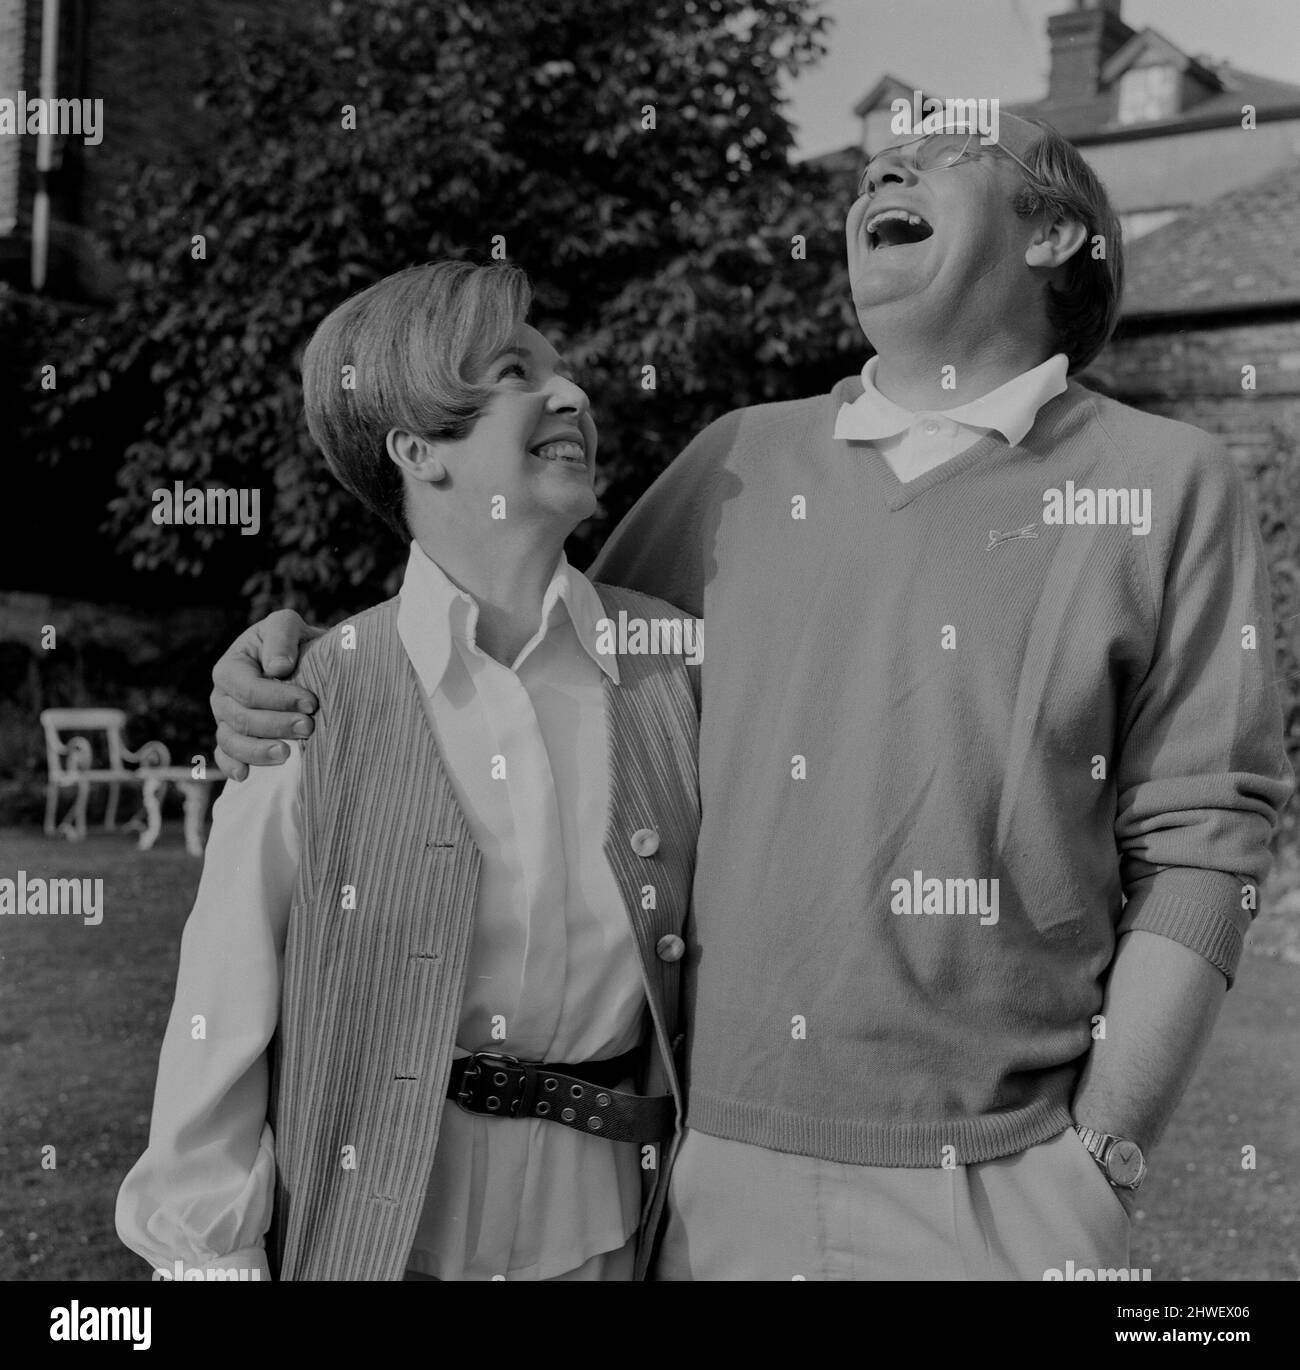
[{"x1": 447, "y1": 1048, "x2": 675, "y2": 1144}]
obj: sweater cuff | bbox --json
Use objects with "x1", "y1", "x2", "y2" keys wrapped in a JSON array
[{"x1": 1118, "y1": 867, "x2": 1248, "y2": 985}]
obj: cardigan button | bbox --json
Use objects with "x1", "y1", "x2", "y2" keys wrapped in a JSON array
[
  {"x1": 630, "y1": 827, "x2": 660, "y2": 857},
  {"x1": 656, "y1": 934, "x2": 685, "y2": 963}
]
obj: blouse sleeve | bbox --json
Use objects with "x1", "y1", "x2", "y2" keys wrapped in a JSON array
[{"x1": 115, "y1": 747, "x2": 303, "y2": 1279}]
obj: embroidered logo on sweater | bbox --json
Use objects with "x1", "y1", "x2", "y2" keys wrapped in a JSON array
[{"x1": 987, "y1": 524, "x2": 1039, "y2": 550}]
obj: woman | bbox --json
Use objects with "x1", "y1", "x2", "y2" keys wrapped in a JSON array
[{"x1": 116, "y1": 260, "x2": 700, "y2": 1281}]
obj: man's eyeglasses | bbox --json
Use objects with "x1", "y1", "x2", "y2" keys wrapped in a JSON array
[{"x1": 856, "y1": 131, "x2": 1037, "y2": 200}]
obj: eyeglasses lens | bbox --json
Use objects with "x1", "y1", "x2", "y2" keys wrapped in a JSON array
[
  {"x1": 858, "y1": 132, "x2": 974, "y2": 196},
  {"x1": 915, "y1": 133, "x2": 972, "y2": 170}
]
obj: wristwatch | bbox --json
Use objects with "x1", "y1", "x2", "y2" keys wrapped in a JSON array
[{"x1": 1074, "y1": 1125, "x2": 1147, "y2": 1192}]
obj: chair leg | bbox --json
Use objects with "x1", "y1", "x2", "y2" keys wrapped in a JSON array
[
  {"x1": 105, "y1": 781, "x2": 120, "y2": 831},
  {"x1": 44, "y1": 782, "x2": 58, "y2": 836},
  {"x1": 138, "y1": 778, "x2": 166, "y2": 852},
  {"x1": 121, "y1": 787, "x2": 148, "y2": 834},
  {"x1": 180, "y1": 781, "x2": 210, "y2": 857},
  {"x1": 56, "y1": 782, "x2": 87, "y2": 842},
  {"x1": 71, "y1": 779, "x2": 89, "y2": 842}
]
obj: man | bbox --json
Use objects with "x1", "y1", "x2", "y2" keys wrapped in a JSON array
[{"x1": 212, "y1": 114, "x2": 1294, "y2": 1279}]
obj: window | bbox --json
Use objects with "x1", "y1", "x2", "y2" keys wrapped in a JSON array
[{"x1": 1117, "y1": 65, "x2": 1179, "y2": 125}]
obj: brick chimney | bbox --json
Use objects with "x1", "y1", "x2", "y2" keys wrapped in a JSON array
[{"x1": 1045, "y1": 0, "x2": 1134, "y2": 102}]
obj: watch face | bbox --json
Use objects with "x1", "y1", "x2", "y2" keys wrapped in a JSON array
[{"x1": 1105, "y1": 1139, "x2": 1145, "y2": 1187}]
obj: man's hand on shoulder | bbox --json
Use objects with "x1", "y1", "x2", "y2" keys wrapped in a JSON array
[{"x1": 211, "y1": 610, "x2": 326, "y2": 780}]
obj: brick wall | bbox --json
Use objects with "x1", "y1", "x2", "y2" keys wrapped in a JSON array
[
  {"x1": 1103, "y1": 317, "x2": 1300, "y2": 468},
  {"x1": 76, "y1": 0, "x2": 301, "y2": 233},
  {"x1": 6, "y1": 0, "x2": 301, "y2": 297}
]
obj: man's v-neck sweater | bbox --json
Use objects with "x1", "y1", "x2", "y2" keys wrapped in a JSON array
[{"x1": 591, "y1": 375, "x2": 1294, "y2": 1166}]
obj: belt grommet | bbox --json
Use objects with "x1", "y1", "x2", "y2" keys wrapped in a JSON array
[
  {"x1": 596, "y1": 1092, "x2": 611, "y2": 1108},
  {"x1": 543, "y1": 1078, "x2": 558, "y2": 1092},
  {"x1": 536, "y1": 1101, "x2": 550, "y2": 1116},
  {"x1": 486, "y1": 1096, "x2": 501, "y2": 1110},
  {"x1": 492, "y1": 1071, "x2": 508, "y2": 1086},
  {"x1": 587, "y1": 1116, "x2": 603, "y2": 1131},
  {"x1": 570, "y1": 1084, "x2": 584, "y2": 1099},
  {"x1": 561, "y1": 1107, "x2": 576, "y2": 1122}
]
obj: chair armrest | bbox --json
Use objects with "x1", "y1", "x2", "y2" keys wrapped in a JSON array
[{"x1": 120, "y1": 740, "x2": 171, "y2": 769}]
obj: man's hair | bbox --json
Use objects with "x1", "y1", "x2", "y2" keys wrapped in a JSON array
[
  {"x1": 301, "y1": 260, "x2": 534, "y2": 539},
  {"x1": 1008, "y1": 120, "x2": 1124, "y2": 374}
]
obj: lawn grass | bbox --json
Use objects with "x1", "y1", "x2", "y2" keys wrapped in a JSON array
[
  {"x1": 0, "y1": 826, "x2": 199, "y2": 1281},
  {"x1": 1129, "y1": 953, "x2": 1300, "y2": 1280},
  {"x1": 1, "y1": 823, "x2": 1297, "y2": 1281}
]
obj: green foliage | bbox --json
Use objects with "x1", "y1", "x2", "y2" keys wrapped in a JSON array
[
  {"x1": 32, "y1": 0, "x2": 858, "y2": 617},
  {"x1": 2, "y1": 283, "x2": 69, "y2": 453}
]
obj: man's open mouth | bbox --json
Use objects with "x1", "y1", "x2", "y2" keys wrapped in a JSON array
[
  {"x1": 529, "y1": 438, "x2": 587, "y2": 467},
  {"x1": 865, "y1": 209, "x2": 935, "y2": 250}
]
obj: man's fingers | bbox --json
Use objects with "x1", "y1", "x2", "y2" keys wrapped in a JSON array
[
  {"x1": 209, "y1": 611, "x2": 322, "y2": 769},
  {"x1": 211, "y1": 692, "x2": 314, "y2": 741},
  {"x1": 214, "y1": 744, "x2": 249, "y2": 783},
  {"x1": 211, "y1": 650, "x2": 318, "y2": 716},
  {"x1": 259, "y1": 609, "x2": 326, "y2": 678},
  {"x1": 215, "y1": 720, "x2": 296, "y2": 767}
]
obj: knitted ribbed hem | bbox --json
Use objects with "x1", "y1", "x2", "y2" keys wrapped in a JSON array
[
  {"x1": 685, "y1": 1073, "x2": 1076, "y2": 1168},
  {"x1": 1117, "y1": 869, "x2": 1247, "y2": 985}
]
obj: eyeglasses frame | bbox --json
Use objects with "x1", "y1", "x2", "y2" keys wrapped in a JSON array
[{"x1": 856, "y1": 130, "x2": 1039, "y2": 202}]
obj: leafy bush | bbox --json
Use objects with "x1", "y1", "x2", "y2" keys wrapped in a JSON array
[{"x1": 29, "y1": 0, "x2": 858, "y2": 620}]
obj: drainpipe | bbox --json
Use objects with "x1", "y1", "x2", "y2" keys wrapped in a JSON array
[{"x1": 31, "y1": 0, "x2": 59, "y2": 291}]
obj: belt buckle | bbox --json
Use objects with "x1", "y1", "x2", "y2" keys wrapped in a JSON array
[{"x1": 456, "y1": 1050, "x2": 524, "y2": 1118}]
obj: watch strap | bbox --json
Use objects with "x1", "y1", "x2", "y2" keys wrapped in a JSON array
[
  {"x1": 1073, "y1": 1124, "x2": 1111, "y2": 1162},
  {"x1": 1073, "y1": 1124, "x2": 1145, "y2": 1190}
]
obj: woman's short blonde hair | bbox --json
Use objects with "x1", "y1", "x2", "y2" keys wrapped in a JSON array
[{"x1": 302, "y1": 260, "x2": 533, "y2": 538}]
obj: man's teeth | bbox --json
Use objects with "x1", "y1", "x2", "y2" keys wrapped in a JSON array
[
  {"x1": 532, "y1": 440, "x2": 586, "y2": 464},
  {"x1": 866, "y1": 209, "x2": 927, "y2": 235},
  {"x1": 868, "y1": 210, "x2": 926, "y2": 232}
]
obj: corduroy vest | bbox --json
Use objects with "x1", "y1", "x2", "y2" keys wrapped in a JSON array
[{"x1": 265, "y1": 585, "x2": 699, "y2": 1280}]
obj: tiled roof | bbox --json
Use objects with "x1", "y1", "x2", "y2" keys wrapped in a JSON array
[
  {"x1": 1010, "y1": 64, "x2": 1300, "y2": 142},
  {"x1": 804, "y1": 143, "x2": 861, "y2": 177},
  {"x1": 1121, "y1": 161, "x2": 1300, "y2": 317}
]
